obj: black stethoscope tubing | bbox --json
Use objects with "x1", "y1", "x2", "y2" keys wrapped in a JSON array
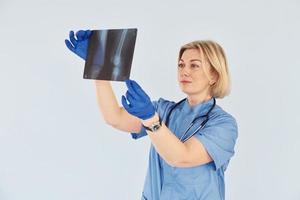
[{"x1": 165, "y1": 97, "x2": 216, "y2": 142}]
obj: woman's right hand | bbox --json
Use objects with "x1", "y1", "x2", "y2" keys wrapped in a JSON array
[{"x1": 65, "y1": 30, "x2": 92, "y2": 60}]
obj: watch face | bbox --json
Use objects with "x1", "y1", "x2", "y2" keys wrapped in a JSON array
[{"x1": 153, "y1": 124, "x2": 161, "y2": 131}]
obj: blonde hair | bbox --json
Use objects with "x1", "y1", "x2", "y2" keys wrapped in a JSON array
[{"x1": 178, "y1": 40, "x2": 231, "y2": 98}]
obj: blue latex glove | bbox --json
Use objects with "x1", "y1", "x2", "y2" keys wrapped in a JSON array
[
  {"x1": 121, "y1": 79, "x2": 155, "y2": 120},
  {"x1": 65, "y1": 30, "x2": 92, "y2": 60}
]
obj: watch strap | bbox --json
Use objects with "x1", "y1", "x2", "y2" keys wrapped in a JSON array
[{"x1": 142, "y1": 115, "x2": 162, "y2": 132}]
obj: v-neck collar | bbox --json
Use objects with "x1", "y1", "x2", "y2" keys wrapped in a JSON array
[{"x1": 181, "y1": 97, "x2": 215, "y2": 116}]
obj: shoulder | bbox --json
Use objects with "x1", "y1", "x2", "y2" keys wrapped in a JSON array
[
  {"x1": 210, "y1": 104, "x2": 237, "y2": 123},
  {"x1": 152, "y1": 97, "x2": 175, "y2": 110},
  {"x1": 208, "y1": 104, "x2": 238, "y2": 132},
  {"x1": 151, "y1": 98, "x2": 177, "y2": 119}
]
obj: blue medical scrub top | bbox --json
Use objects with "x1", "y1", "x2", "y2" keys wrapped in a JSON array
[{"x1": 131, "y1": 98, "x2": 238, "y2": 200}]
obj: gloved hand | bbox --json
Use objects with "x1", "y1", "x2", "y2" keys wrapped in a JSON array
[
  {"x1": 121, "y1": 79, "x2": 155, "y2": 120},
  {"x1": 65, "y1": 30, "x2": 92, "y2": 60}
]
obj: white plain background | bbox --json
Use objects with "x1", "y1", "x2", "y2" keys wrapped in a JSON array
[{"x1": 1, "y1": 0, "x2": 300, "y2": 199}]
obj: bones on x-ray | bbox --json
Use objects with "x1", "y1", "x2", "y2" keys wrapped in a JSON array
[{"x1": 83, "y1": 28, "x2": 137, "y2": 81}]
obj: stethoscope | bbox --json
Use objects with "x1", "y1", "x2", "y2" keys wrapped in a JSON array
[{"x1": 165, "y1": 97, "x2": 216, "y2": 142}]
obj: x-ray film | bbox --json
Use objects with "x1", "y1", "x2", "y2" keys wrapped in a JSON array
[{"x1": 83, "y1": 28, "x2": 137, "y2": 81}]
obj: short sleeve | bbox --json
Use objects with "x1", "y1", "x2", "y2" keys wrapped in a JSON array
[
  {"x1": 195, "y1": 114, "x2": 238, "y2": 170},
  {"x1": 130, "y1": 98, "x2": 173, "y2": 140}
]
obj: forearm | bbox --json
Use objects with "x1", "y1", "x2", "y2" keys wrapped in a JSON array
[
  {"x1": 141, "y1": 113, "x2": 188, "y2": 166},
  {"x1": 94, "y1": 80, "x2": 121, "y2": 125}
]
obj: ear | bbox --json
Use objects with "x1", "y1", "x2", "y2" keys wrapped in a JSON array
[{"x1": 209, "y1": 70, "x2": 218, "y2": 85}]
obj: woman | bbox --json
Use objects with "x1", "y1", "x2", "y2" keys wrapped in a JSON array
[{"x1": 65, "y1": 30, "x2": 238, "y2": 200}]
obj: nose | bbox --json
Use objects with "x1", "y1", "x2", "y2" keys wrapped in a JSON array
[{"x1": 180, "y1": 66, "x2": 191, "y2": 77}]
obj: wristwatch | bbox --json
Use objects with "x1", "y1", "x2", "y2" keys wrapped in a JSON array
[{"x1": 142, "y1": 116, "x2": 162, "y2": 132}]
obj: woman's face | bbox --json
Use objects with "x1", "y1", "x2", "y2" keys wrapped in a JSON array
[{"x1": 177, "y1": 48, "x2": 213, "y2": 97}]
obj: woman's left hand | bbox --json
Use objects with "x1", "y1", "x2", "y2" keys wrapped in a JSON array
[{"x1": 121, "y1": 79, "x2": 155, "y2": 120}]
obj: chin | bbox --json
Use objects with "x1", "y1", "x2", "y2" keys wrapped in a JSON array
[{"x1": 179, "y1": 87, "x2": 194, "y2": 95}]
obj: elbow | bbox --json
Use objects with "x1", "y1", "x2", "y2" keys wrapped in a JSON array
[
  {"x1": 168, "y1": 158, "x2": 189, "y2": 168},
  {"x1": 167, "y1": 151, "x2": 200, "y2": 168},
  {"x1": 167, "y1": 160, "x2": 179, "y2": 167},
  {"x1": 102, "y1": 108, "x2": 122, "y2": 127},
  {"x1": 164, "y1": 146, "x2": 190, "y2": 167},
  {"x1": 166, "y1": 153, "x2": 190, "y2": 167},
  {"x1": 170, "y1": 156, "x2": 212, "y2": 168},
  {"x1": 103, "y1": 116, "x2": 118, "y2": 127}
]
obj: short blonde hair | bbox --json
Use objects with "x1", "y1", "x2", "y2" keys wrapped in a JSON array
[{"x1": 178, "y1": 40, "x2": 231, "y2": 98}]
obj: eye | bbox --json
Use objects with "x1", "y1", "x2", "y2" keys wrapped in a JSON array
[
  {"x1": 191, "y1": 64, "x2": 200, "y2": 69},
  {"x1": 178, "y1": 63, "x2": 184, "y2": 68}
]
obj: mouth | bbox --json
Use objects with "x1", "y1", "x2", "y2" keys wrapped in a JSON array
[{"x1": 180, "y1": 81, "x2": 192, "y2": 83}]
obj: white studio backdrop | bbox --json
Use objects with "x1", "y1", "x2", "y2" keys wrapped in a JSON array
[{"x1": 0, "y1": 0, "x2": 299, "y2": 199}]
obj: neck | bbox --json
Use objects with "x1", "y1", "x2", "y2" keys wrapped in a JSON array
[{"x1": 187, "y1": 93, "x2": 212, "y2": 107}]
